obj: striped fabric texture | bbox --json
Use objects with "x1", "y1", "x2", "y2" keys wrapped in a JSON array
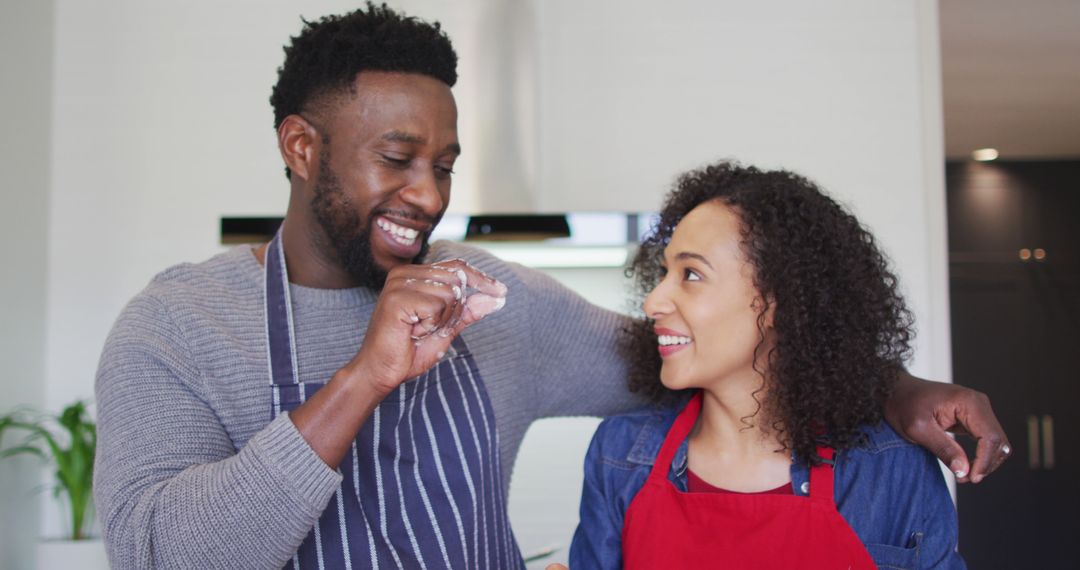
[
  {"x1": 275, "y1": 348, "x2": 520, "y2": 569},
  {"x1": 267, "y1": 232, "x2": 520, "y2": 569}
]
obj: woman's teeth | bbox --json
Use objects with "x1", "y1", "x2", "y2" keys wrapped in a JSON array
[
  {"x1": 376, "y1": 218, "x2": 420, "y2": 246},
  {"x1": 658, "y1": 335, "x2": 692, "y2": 346}
]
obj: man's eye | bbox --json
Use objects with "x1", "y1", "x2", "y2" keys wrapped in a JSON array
[
  {"x1": 434, "y1": 165, "x2": 455, "y2": 179},
  {"x1": 382, "y1": 155, "x2": 410, "y2": 168}
]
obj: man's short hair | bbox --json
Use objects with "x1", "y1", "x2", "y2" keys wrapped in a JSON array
[{"x1": 270, "y1": 2, "x2": 458, "y2": 132}]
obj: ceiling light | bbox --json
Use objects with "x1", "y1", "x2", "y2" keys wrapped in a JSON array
[{"x1": 972, "y1": 148, "x2": 999, "y2": 161}]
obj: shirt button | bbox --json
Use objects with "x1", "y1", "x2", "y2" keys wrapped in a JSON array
[{"x1": 800, "y1": 482, "x2": 810, "y2": 494}]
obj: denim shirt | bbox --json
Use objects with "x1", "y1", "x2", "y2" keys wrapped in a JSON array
[{"x1": 569, "y1": 401, "x2": 966, "y2": 570}]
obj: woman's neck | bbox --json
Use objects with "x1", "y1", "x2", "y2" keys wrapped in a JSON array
[{"x1": 686, "y1": 371, "x2": 792, "y2": 492}]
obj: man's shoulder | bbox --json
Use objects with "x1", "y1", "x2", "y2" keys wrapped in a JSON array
[
  {"x1": 114, "y1": 246, "x2": 262, "y2": 335},
  {"x1": 140, "y1": 246, "x2": 261, "y2": 303}
]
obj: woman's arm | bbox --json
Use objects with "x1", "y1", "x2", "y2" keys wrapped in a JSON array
[
  {"x1": 884, "y1": 371, "x2": 1010, "y2": 483},
  {"x1": 566, "y1": 422, "x2": 628, "y2": 570},
  {"x1": 912, "y1": 447, "x2": 968, "y2": 569}
]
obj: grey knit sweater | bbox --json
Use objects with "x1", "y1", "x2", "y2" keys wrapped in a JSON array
[{"x1": 93, "y1": 241, "x2": 643, "y2": 569}]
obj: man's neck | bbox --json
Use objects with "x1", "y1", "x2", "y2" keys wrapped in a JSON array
[{"x1": 252, "y1": 210, "x2": 360, "y2": 290}]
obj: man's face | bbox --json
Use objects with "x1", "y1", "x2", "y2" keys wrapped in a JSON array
[{"x1": 309, "y1": 71, "x2": 460, "y2": 289}]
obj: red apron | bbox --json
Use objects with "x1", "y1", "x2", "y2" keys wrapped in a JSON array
[{"x1": 621, "y1": 392, "x2": 876, "y2": 569}]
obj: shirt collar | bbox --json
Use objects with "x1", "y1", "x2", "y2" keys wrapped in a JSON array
[{"x1": 623, "y1": 403, "x2": 813, "y2": 496}]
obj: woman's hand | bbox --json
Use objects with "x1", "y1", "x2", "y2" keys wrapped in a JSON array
[{"x1": 884, "y1": 372, "x2": 1011, "y2": 483}]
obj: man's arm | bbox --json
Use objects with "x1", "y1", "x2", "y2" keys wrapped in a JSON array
[
  {"x1": 509, "y1": 264, "x2": 646, "y2": 419},
  {"x1": 95, "y1": 261, "x2": 505, "y2": 568},
  {"x1": 884, "y1": 371, "x2": 1010, "y2": 484},
  {"x1": 94, "y1": 294, "x2": 342, "y2": 569}
]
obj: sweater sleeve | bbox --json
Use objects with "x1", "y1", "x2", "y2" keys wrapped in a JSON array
[
  {"x1": 93, "y1": 292, "x2": 342, "y2": 570},
  {"x1": 511, "y1": 263, "x2": 648, "y2": 419}
]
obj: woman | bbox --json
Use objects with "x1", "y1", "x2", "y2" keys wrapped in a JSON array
[{"x1": 562, "y1": 162, "x2": 964, "y2": 569}]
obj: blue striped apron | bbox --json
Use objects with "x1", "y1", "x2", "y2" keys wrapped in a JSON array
[{"x1": 264, "y1": 231, "x2": 523, "y2": 569}]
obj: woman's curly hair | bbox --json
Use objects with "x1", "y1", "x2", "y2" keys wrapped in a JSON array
[{"x1": 623, "y1": 161, "x2": 915, "y2": 463}]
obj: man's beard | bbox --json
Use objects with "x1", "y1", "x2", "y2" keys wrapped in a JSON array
[{"x1": 310, "y1": 153, "x2": 433, "y2": 290}]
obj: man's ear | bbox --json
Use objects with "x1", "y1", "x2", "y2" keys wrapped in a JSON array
[{"x1": 277, "y1": 114, "x2": 320, "y2": 182}]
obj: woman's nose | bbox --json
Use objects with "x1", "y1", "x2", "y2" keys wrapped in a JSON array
[{"x1": 643, "y1": 281, "x2": 672, "y2": 320}]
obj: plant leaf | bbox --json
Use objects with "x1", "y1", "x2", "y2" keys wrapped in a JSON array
[{"x1": 0, "y1": 445, "x2": 47, "y2": 460}]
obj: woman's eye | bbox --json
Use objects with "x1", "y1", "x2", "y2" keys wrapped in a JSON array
[{"x1": 684, "y1": 268, "x2": 701, "y2": 282}]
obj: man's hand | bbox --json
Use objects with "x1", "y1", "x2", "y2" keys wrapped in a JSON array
[
  {"x1": 884, "y1": 372, "x2": 1011, "y2": 483},
  {"x1": 291, "y1": 259, "x2": 507, "y2": 469},
  {"x1": 347, "y1": 259, "x2": 508, "y2": 396}
]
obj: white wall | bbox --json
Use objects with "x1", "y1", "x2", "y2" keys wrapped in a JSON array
[
  {"x1": 530, "y1": 0, "x2": 952, "y2": 380},
  {"x1": 42, "y1": 0, "x2": 951, "y2": 399},
  {"x1": 34, "y1": 0, "x2": 950, "y2": 554},
  {"x1": 1, "y1": 1, "x2": 54, "y2": 567}
]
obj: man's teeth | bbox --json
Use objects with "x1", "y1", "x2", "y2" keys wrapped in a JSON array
[
  {"x1": 658, "y1": 335, "x2": 692, "y2": 346},
  {"x1": 376, "y1": 218, "x2": 420, "y2": 245}
]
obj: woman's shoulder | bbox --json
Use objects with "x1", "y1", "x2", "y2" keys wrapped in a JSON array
[
  {"x1": 590, "y1": 398, "x2": 687, "y2": 468},
  {"x1": 834, "y1": 424, "x2": 963, "y2": 569},
  {"x1": 850, "y1": 422, "x2": 921, "y2": 455},
  {"x1": 834, "y1": 422, "x2": 949, "y2": 510},
  {"x1": 837, "y1": 422, "x2": 939, "y2": 474}
]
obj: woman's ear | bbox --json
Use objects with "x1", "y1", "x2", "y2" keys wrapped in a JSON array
[
  {"x1": 753, "y1": 295, "x2": 777, "y2": 329},
  {"x1": 277, "y1": 114, "x2": 320, "y2": 182}
]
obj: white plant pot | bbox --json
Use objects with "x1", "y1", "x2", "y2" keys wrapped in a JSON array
[{"x1": 36, "y1": 538, "x2": 109, "y2": 570}]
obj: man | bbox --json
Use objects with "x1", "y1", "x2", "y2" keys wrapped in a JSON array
[{"x1": 94, "y1": 4, "x2": 1009, "y2": 569}]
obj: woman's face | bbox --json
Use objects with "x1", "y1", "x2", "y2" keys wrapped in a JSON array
[{"x1": 643, "y1": 200, "x2": 772, "y2": 392}]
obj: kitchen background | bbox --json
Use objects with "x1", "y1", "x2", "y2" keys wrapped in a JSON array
[{"x1": 2, "y1": 0, "x2": 1076, "y2": 568}]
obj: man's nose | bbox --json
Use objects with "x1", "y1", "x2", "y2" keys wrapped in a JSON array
[{"x1": 399, "y1": 169, "x2": 445, "y2": 216}]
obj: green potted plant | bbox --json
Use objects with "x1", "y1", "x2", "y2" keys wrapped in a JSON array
[{"x1": 0, "y1": 401, "x2": 107, "y2": 568}]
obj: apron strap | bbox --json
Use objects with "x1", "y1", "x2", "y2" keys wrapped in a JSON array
[
  {"x1": 808, "y1": 446, "x2": 836, "y2": 505},
  {"x1": 648, "y1": 391, "x2": 703, "y2": 481},
  {"x1": 265, "y1": 228, "x2": 300, "y2": 386},
  {"x1": 649, "y1": 391, "x2": 838, "y2": 507}
]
